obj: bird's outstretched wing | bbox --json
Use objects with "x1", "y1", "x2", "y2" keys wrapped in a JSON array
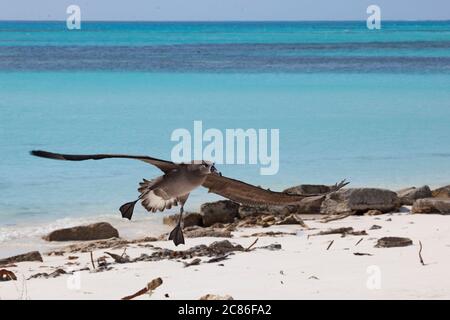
[
  {"x1": 202, "y1": 174, "x2": 349, "y2": 206},
  {"x1": 30, "y1": 150, "x2": 178, "y2": 173}
]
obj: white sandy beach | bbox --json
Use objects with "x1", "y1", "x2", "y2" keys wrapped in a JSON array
[{"x1": 1, "y1": 210, "x2": 449, "y2": 300}]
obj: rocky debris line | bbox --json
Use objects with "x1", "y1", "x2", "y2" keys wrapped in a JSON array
[
  {"x1": 411, "y1": 198, "x2": 450, "y2": 215},
  {"x1": 245, "y1": 231, "x2": 296, "y2": 238},
  {"x1": 320, "y1": 188, "x2": 400, "y2": 215},
  {"x1": 375, "y1": 237, "x2": 413, "y2": 248},
  {"x1": 396, "y1": 186, "x2": 432, "y2": 205},
  {"x1": 237, "y1": 184, "x2": 333, "y2": 217},
  {"x1": 163, "y1": 212, "x2": 203, "y2": 228},
  {"x1": 43, "y1": 222, "x2": 119, "y2": 241},
  {"x1": 164, "y1": 183, "x2": 440, "y2": 231},
  {"x1": 134, "y1": 240, "x2": 244, "y2": 263},
  {"x1": 201, "y1": 200, "x2": 239, "y2": 227},
  {"x1": 157, "y1": 226, "x2": 232, "y2": 241},
  {"x1": 0, "y1": 251, "x2": 43, "y2": 266},
  {"x1": 161, "y1": 211, "x2": 308, "y2": 239},
  {"x1": 233, "y1": 212, "x2": 307, "y2": 229},
  {"x1": 432, "y1": 185, "x2": 450, "y2": 199},
  {"x1": 199, "y1": 294, "x2": 234, "y2": 300},
  {"x1": 127, "y1": 239, "x2": 279, "y2": 267}
]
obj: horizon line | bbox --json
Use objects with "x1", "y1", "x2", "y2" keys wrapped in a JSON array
[{"x1": 1, "y1": 19, "x2": 450, "y2": 23}]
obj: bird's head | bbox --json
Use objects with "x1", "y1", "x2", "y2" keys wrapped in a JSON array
[{"x1": 190, "y1": 160, "x2": 220, "y2": 175}]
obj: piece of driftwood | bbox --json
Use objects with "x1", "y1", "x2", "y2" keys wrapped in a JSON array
[
  {"x1": 246, "y1": 231, "x2": 296, "y2": 238},
  {"x1": 353, "y1": 252, "x2": 373, "y2": 256},
  {"x1": 245, "y1": 238, "x2": 259, "y2": 252},
  {"x1": 326, "y1": 240, "x2": 334, "y2": 250},
  {"x1": 258, "y1": 244, "x2": 282, "y2": 251},
  {"x1": 312, "y1": 227, "x2": 366, "y2": 237},
  {"x1": 90, "y1": 251, "x2": 96, "y2": 270},
  {"x1": 320, "y1": 211, "x2": 353, "y2": 223},
  {"x1": 105, "y1": 251, "x2": 130, "y2": 264},
  {"x1": 347, "y1": 230, "x2": 368, "y2": 236},
  {"x1": 121, "y1": 277, "x2": 163, "y2": 300},
  {"x1": 313, "y1": 227, "x2": 354, "y2": 236},
  {"x1": 419, "y1": 241, "x2": 425, "y2": 266}
]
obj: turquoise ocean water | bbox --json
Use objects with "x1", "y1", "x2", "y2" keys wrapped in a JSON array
[{"x1": 1, "y1": 21, "x2": 450, "y2": 228}]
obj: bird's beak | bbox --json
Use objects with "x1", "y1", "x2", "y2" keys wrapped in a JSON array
[{"x1": 211, "y1": 165, "x2": 221, "y2": 175}]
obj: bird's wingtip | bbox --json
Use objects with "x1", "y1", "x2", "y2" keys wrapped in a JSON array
[
  {"x1": 30, "y1": 150, "x2": 48, "y2": 158},
  {"x1": 30, "y1": 150, "x2": 64, "y2": 160}
]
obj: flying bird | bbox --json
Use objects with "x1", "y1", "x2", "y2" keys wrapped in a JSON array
[{"x1": 30, "y1": 150, "x2": 349, "y2": 246}]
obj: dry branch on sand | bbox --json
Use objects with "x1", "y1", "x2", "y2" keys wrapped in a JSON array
[
  {"x1": 121, "y1": 277, "x2": 163, "y2": 300},
  {"x1": 326, "y1": 240, "x2": 334, "y2": 250},
  {"x1": 311, "y1": 227, "x2": 366, "y2": 237},
  {"x1": 419, "y1": 241, "x2": 426, "y2": 266},
  {"x1": 320, "y1": 212, "x2": 354, "y2": 223},
  {"x1": 245, "y1": 238, "x2": 259, "y2": 251}
]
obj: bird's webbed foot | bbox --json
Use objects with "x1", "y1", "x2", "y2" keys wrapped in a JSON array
[
  {"x1": 168, "y1": 224, "x2": 185, "y2": 246},
  {"x1": 119, "y1": 200, "x2": 138, "y2": 220}
]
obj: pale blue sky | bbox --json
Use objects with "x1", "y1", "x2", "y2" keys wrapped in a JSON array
[{"x1": 1, "y1": 0, "x2": 449, "y2": 21}]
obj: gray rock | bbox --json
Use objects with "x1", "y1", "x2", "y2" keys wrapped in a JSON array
[
  {"x1": 0, "y1": 251, "x2": 43, "y2": 266},
  {"x1": 283, "y1": 184, "x2": 332, "y2": 195},
  {"x1": 201, "y1": 200, "x2": 239, "y2": 227},
  {"x1": 238, "y1": 195, "x2": 325, "y2": 216},
  {"x1": 320, "y1": 188, "x2": 400, "y2": 215},
  {"x1": 238, "y1": 184, "x2": 336, "y2": 217},
  {"x1": 283, "y1": 185, "x2": 331, "y2": 214},
  {"x1": 396, "y1": 185, "x2": 432, "y2": 205},
  {"x1": 411, "y1": 198, "x2": 450, "y2": 214},
  {"x1": 292, "y1": 196, "x2": 325, "y2": 214},
  {"x1": 275, "y1": 214, "x2": 308, "y2": 227},
  {"x1": 184, "y1": 227, "x2": 232, "y2": 238},
  {"x1": 375, "y1": 237, "x2": 413, "y2": 248},
  {"x1": 432, "y1": 185, "x2": 450, "y2": 199},
  {"x1": 238, "y1": 204, "x2": 290, "y2": 218},
  {"x1": 43, "y1": 222, "x2": 119, "y2": 241},
  {"x1": 163, "y1": 212, "x2": 203, "y2": 227}
]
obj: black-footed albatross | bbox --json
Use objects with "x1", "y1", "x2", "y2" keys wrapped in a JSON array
[{"x1": 30, "y1": 150, "x2": 349, "y2": 246}]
